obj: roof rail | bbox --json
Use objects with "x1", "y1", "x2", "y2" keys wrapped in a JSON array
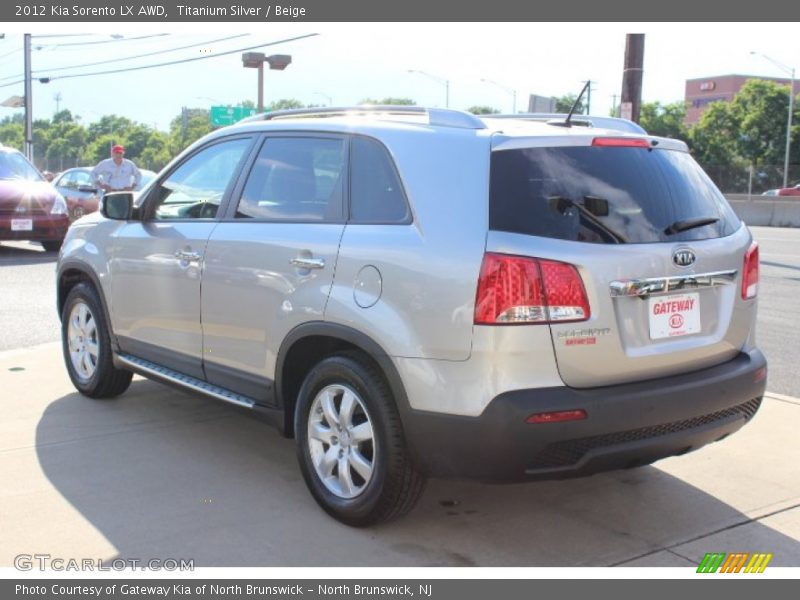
[{"x1": 239, "y1": 105, "x2": 487, "y2": 130}]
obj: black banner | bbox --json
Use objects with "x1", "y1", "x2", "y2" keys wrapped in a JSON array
[
  {"x1": 2, "y1": 0, "x2": 800, "y2": 22},
  {"x1": 4, "y1": 579, "x2": 798, "y2": 600}
]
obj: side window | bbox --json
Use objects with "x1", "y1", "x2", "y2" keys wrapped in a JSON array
[
  {"x1": 56, "y1": 172, "x2": 76, "y2": 188},
  {"x1": 349, "y1": 136, "x2": 410, "y2": 223},
  {"x1": 73, "y1": 171, "x2": 93, "y2": 188},
  {"x1": 235, "y1": 137, "x2": 346, "y2": 221},
  {"x1": 151, "y1": 138, "x2": 251, "y2": 220}
]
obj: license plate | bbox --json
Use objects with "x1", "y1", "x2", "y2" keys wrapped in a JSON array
[
  {"x1": 11, "y1": 219, "x2": 33, "y2": 231},
  {"x1": 648, "y1": 293, "x2": 701, "y2": 339}
]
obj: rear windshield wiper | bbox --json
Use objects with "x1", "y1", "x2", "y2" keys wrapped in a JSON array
[{"x1": 664, "y1": 216, "x2": 719, "y2": 235}]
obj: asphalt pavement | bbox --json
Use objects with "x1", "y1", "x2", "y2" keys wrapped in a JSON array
[{"x1": 0, "y1": 344, "x2": 798, "y2": 567}]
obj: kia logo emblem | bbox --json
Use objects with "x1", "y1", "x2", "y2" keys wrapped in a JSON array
[{"x1": 673, "y1": 249, "x2": 696, "y2": 267}]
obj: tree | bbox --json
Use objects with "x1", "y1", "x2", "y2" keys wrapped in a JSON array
[
  {"x1": 555, "y1": 94, "x2": 585, "y2": 114},
  {"x1": 729, "y1": 79, "x2": 792, "y2": 168},
  {"x1": 168, "y1": 108, "x2": 212, "y2": 154},
  {"x1": 138, "y1": 131, "x2": 172, "y2": 171},
  {"x1": 87, "y1": 114, "x2": 134, "y2": 143},
  {"x1": 465, "y1": 106, "x2": 500, "y2": 115},
  {"x1": 52, "y1": 109, "x2": 75, "y2": 125},
  {"x1": 687, "y1": 79, "x2": 800, "y2": 191},
  {"x1": 639, "y1": 102, "x2": 688, "y2": 139},
  {"x1": 689, "y1": 102, "x2": 741, "y2": 166},
  {"x1": 45, "y1": 122, "x2": 86, "y2": 171},
  {"x1": 268, "y1": 98, "x2": 305, "y2": 111},
  {"x1": 0, "y1": 116, "x2": 24, "y2": 151},
  {"x1": 359, "y1": 97, "x2": 416, "y2": 106}
]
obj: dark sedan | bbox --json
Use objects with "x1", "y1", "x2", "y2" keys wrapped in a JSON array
[{"x1": 0, "y1": 145, "x2": 69, "y2": 252}]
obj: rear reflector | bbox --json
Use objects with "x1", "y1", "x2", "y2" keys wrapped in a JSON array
[
  {"x1": 753, "y1": 366, "x2": 767, "y2": 383},
  {"x1": 527, "y1": 409, "x2": 588, "y2": 424},
  {"x1": 592, "y1": 137, "x2": 650, "y2": 148},
  {"x1": 741, "y1": 242, "x2": 759, "y2": 300},
  {"x1": 474, "y1": 253, "x2": 590, "y2": 325}
]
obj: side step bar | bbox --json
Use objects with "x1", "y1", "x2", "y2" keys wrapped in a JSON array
[{"x1": 117, "y1": 353, "x2": 257, "y2": 409}]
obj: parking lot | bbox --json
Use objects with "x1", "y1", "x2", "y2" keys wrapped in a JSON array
[{"x1": 0, "y1": 226, "x2": 799, "y2": 567}]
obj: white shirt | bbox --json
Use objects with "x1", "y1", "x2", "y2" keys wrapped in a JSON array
[{"x1": 91, "y1": 157, "x2": 142, "y2": 191}]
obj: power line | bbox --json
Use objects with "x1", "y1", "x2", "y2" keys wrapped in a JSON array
[
  {"x1": 0, "y1": 33, "x2": 318, "y2": 89},
  {"x1": 0, "y1": 34, "x2": 250, "y2": 82},
  {"x1": 0, "y1": 48, "x2": 21, "y2": 60},
  {"x1": 30, "y1": 34, "x2": 98, "y2": 39},
  {"x1": 34, "y1": 33, "x2": 169, "y2": 48}
]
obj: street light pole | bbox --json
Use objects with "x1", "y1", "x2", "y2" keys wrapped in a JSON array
[
  {"x1": 785, "y1": 67, "x2": 795, "y2": 188},
  {"x1": 480, "y1": 78, "x2": 517, "y2": 113},
  {"x1": 257, "y1": 61, "x2": 264, "y2": 113},
  {"x1": 23, "y1": 34, "x2": 33, "y2": 161},
  {"x1": 408, "y1": 69, "x2": 450, "y2": 108},
  {"x1": 242, "y1": 53, "x2": 292, "y2": 113},
  {"x1": 751, "y1": 51, "x2": 796, "y2": 188}
]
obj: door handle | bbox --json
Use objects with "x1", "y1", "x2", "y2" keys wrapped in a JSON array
[
  {"x1": 290, "y1": 257, "x2": 325, "y2": 270},
  {"x1": 174, "y1": 250, "x2": 202, "y2": 262}
]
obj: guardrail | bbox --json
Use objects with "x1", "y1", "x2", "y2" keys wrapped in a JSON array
[{"x1": 726, "y1": 195, "x2": 800, "y2": 227}]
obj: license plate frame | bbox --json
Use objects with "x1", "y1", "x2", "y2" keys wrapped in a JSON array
[
  {"x1": 648, "y1": 292, "x2": 701, "y2": 340},
  {"x1": 11, "y1": 218, "x2": 33, "y2": 232}
]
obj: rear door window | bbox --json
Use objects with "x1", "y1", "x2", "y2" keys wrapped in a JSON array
[
  {"x1": 235, "y1": 137, "x2": 346, "y2": 222},
  {"x1": 489, "y1": 146, "x2": 739, "y2": 244}
]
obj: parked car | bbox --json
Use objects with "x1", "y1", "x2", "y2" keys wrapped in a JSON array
[
  {"x1": 57, "y1": 106, "x2": 766, "y2": 525},
  {"x1": 776, "y1": 184, "x2": 800, "y2": 197},
  {"x1": 53, "y1": 168, "x2": 101, "y2": 221},
  {"x1": 54, "y1": 167, "x2": 158, "y2": 221},
  {"x1": 0, "y1": 144, "x2": 69, "y2": 251}
]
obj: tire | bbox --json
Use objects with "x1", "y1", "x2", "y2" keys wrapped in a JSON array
[
  {"x1": 294, "y1": 352, "x2": 427, "y2": 526},
  {"x1": 41, "y1": 240, "x2": 62, "y2": 252},
  {"x1": 61, "y1": 282, "x2": 132, "y2": 398}
]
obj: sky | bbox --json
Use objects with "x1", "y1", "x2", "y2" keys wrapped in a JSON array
[{"x1": 0, "y1": 23, "x2": 797, "y2": 132}]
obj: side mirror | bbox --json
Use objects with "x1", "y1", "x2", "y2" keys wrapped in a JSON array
[{"x1": 101, "y1": 192, "x2": 133, "y2": 220}]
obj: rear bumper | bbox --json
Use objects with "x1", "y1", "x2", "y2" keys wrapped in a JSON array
[
  {"x1": 0, "y1": 214, "x2": 69, "y2": 241},
  {"x1": 403, "y1": 349, "x2": 767, "y2": 482}
]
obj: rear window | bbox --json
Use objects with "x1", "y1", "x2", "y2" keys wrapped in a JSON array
[{"x1": 489, "y1": 146, "x2": 739, "y2": 244}]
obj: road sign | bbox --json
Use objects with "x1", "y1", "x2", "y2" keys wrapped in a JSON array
[{"x1": 210, "y1": 105, "x2": 258, "y2": 126}]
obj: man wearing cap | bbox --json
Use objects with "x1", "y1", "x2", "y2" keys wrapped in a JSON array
[{"x1": 91, "y1": 145, "x2": 142, "y2": 193}]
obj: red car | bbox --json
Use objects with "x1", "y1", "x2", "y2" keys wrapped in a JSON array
[
  {"x1": 0, "y1": 145, "x2": 69, "y2": 252},
  {"x1": 777, "y1": 184, "x2": 800, "y2": 197}
]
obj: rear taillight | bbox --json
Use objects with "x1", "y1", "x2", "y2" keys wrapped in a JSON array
[
  {"x1": 741, "y1": 242, "x2": 759, "y2": 300},
  {"x1": 592, "y1": 137, "x2": 650, "y2": 148},
  {"x1": 474, "y1": 253, "x2": 590, "y2": 325}
]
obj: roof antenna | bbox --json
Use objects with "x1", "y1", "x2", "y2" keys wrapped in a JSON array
[{"x1": 564, "y1": 80, "x2": 591, "y2": 127}]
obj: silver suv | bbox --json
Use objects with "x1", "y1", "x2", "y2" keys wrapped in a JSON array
[{"x1": 57, "y1": 107, "x2": 766, "y2": 526}]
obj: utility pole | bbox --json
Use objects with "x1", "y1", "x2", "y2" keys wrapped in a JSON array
[
  {"x1": 621, "y1": 34, "x2": 645, "y2": 123},
  {"x1": 611, "y1": 94, "x2": 618, "y2": 117},
  {"x1": 181, "y1": 106, "x2": 189, "y2": 146},
  {"x1": 54, "y1": 92, "x2": 62, "y2": 114},
  {"x1": 23, "y1": 34, "x2": 33, "y2": 161}
]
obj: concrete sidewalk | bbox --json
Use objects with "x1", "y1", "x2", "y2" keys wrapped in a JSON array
[{"x1": 1, "y1": 342, "x2": 798, "y2": 567}]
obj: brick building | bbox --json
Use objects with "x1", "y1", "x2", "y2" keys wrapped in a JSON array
[{"x1": 685, "y1": 74, "x2": 799, "y2": 125}]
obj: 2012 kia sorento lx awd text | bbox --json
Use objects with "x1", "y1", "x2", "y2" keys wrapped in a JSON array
[{"x1": 57, "y1": 107, "x2": 766, "y2": 526}]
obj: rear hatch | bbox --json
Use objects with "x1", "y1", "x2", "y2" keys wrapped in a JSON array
[{"x1": 485, "y1": 133, "x2": 756, "y2": 388}]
